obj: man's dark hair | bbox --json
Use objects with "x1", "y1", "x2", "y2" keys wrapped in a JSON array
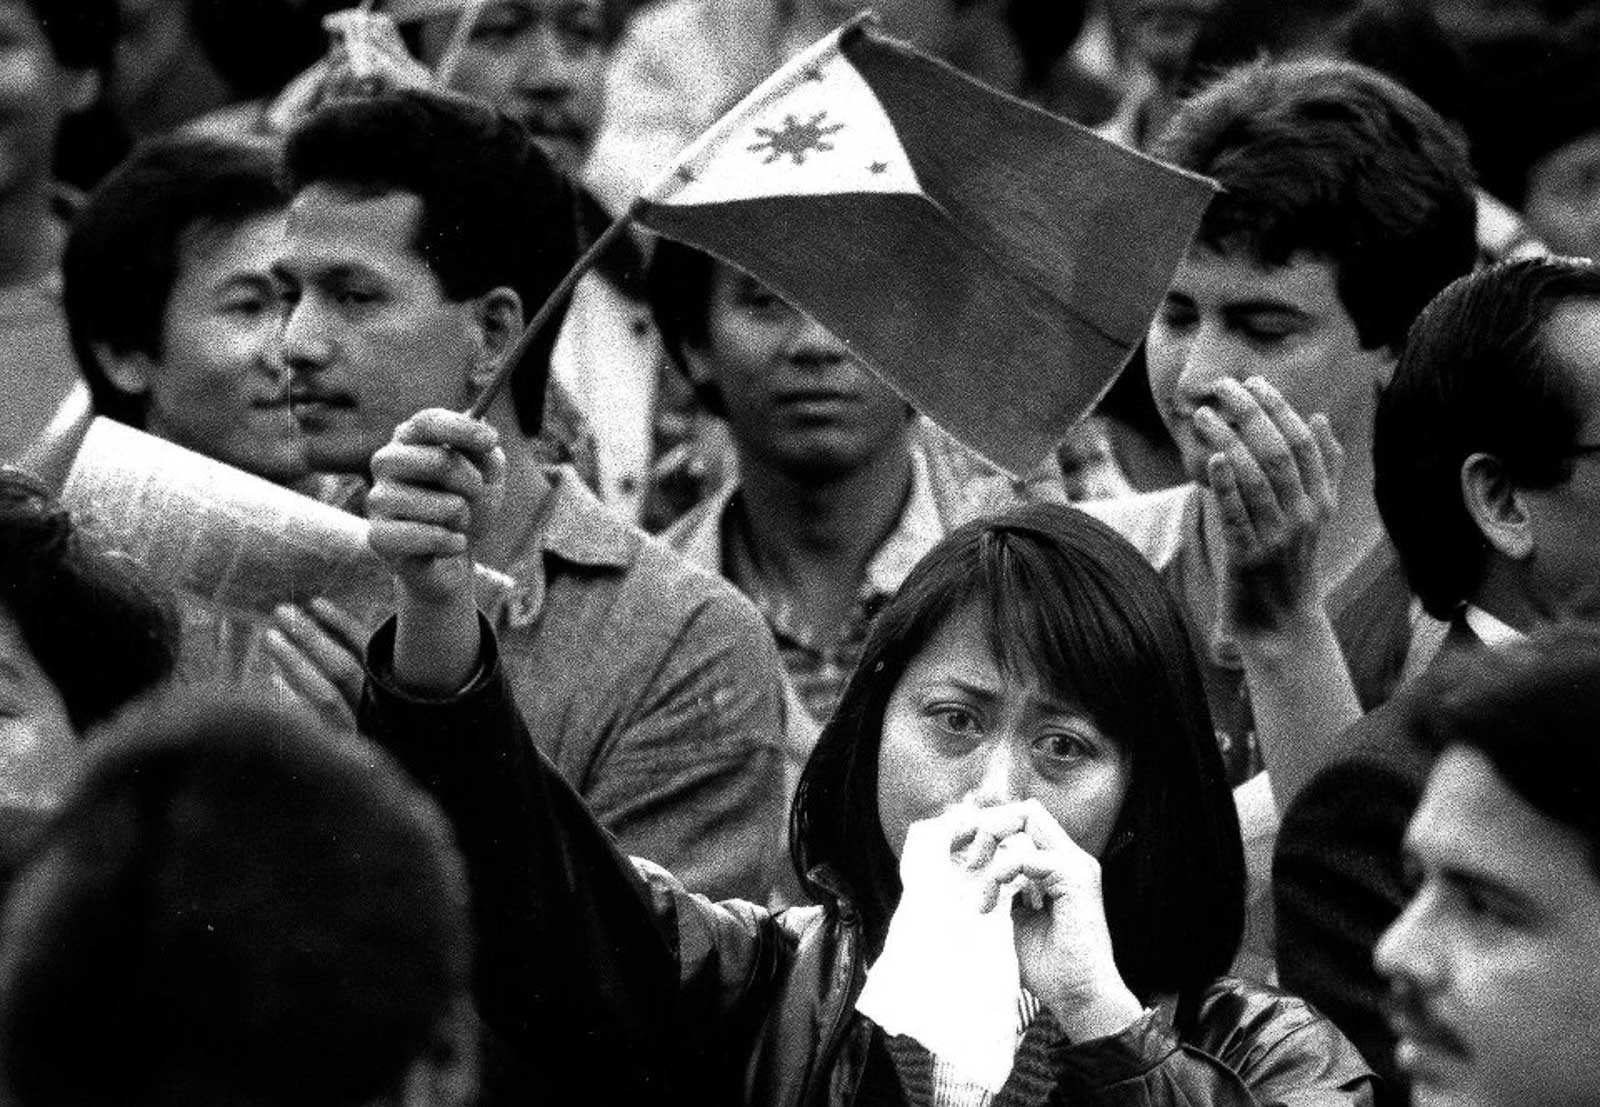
[
  {"x1": 63, "y1": 134, "x2": 288, "y2": 428},
  {"x1": 647, "y1": 238, "x2": 724, "y2": 415},
  {"x1": 1153, "y1": 58, "x2": 1477, "y2": 354},
  {"x1": 0, "y1": 469, "x2": 175, "y2": 731},
  {"x1": 283, "y1": 89, "x2": 583, "y2": 435},
  {"x1": 1375, "y1": 257, "x2": 1600, "y2": 620},
  {"x1": 21, "y1": 0, "x2": 115, "y2": 71},
  {"x1": 1406, "y1": 622, "x2": 1600, "y2": 878},
  {"x1": 0, "y1": 695, "x2": 473, "y2": 1107}
]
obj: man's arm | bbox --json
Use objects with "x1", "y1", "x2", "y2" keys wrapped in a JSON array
[
  {"x1": 1196, "y1": 376, "x2": 1362, "y2": 811},
  {"x1": 582, "y1": 566, "x2": 790, "y2": 903},
  {"x1": 359, "y1": 408, "x2": 781, "y2": 1101}
]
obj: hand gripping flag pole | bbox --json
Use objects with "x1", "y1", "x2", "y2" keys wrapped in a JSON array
[{"x1": 466, "y1": 12, "x2": 1214, "y2": 475}]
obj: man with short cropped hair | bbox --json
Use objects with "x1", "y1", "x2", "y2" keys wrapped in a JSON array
[
  {"x1": 1083, "y1": 58, "x2": 1479, "y2": 796},
  {"x1": 1276, "y1": 255, "x2": 1600, "y2": 1099},
  {"x1": 63, "y1": 133, "x2": 303, "y2": 484},
  {"x1": 271, "y1": 89, "x2": 787, "y2": 902},
  {"x1": 1374, "y1": 623, "x2": 1600, "y2": 1107}
]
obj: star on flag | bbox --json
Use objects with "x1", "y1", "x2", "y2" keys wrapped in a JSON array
[{"x1": 632, "y1": 18, "x2": 1215, "y2": 475}]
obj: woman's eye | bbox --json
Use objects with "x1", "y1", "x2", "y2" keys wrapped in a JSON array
[
  {"x1": 1034, "y1": 731, "x2": 1093, "y2": 762},
  {"x1": 927, "y1": 705, "x2": 979, "y2": 738}
]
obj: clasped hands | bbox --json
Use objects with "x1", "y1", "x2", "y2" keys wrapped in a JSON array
[
  {"x1": 1192, "y1": 376, "x2": 1346, "y2": 642},
  {"x1": 893, "y1": 800, "x2": 1143, "y2": 1044}
]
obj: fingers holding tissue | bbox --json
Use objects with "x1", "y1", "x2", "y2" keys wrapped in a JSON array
[{"x1": 859, "y1": 802, "x2": 1144, "y2": 1089}]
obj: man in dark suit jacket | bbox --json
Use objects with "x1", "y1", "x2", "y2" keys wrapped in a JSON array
[{"x1": 1275, "y1": 255, "x2": 1600, "y2": 1103}]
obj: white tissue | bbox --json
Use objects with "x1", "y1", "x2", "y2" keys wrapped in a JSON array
[{"x1": 856, "y1": 833, "x2": 1030, "y2": 1093}]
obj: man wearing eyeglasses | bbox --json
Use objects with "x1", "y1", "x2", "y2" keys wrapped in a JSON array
[{"x1": 1275, "y1": 254, "x2": 1600, "y2": 1103}]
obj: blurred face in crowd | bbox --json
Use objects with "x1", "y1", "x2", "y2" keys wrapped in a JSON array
[
  {"x1": 108, "y1": 0, "x2": 201, "y2": 138},
  {"x1": 0, "y1": 0, "x2": 95, "y2": 198},
  {"x1": 1146, "y1": 247, "x2": 1391, "y2": 485},
  {"x1": 1512, "y1": 301, "x2": 1600, "y2": 619},
  {"x1": 101, "y1": 211, "x2": 306, "y2": 483},
  {"x1": 414, "y1": 0, "x2": 609, "y2": 176},
  {"x1": 687, "y1": 262, "x2": 912, "y2": 483},
  {"x1": 0, "y1": 606, "x2": 74, "y2": 809},
  {"x1": 875, "y1": 604, "x2": 1133, "y2": 860},
  {"x1": 274, "y1": 186, "x2": 488, "y2": 474},
  {"x1": 1375, "y1": 745, "x2": 1600, "y2": 1107},
  {"x1": 1523, "y1": 132, "x2": 1600, "y2": 262}
]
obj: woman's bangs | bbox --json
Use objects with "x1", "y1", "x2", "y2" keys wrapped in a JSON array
[{"x1": 974, "y1": 530, "x2": 1149, "y2": 735}]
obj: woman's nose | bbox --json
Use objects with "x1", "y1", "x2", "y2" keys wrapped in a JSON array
[{"x1": 971, "y1": 739, "x2": 1024, "y2": 808}]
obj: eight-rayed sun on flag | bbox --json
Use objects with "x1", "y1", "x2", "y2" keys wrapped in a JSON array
[{"x1": 634, "y1": 16, "x2": 1216, "y2": 477}]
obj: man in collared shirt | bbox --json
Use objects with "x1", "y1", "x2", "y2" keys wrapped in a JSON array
[
  {"x1": 1276, "y1": 256, "x2": 1600, "y2": 1100},
  {"x1": 269, "y1": 90, "x2": 787, "y2": 902},
  {"x1": 650, "y1": 239, "x2": 957, "y2": 779}
]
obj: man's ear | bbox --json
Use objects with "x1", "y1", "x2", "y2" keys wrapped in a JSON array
[
  {"x1": 1461, "y1": 451, "x2": 1534, "y2": 560},
  {"x1": 465, "y1": 286, "x2": 524, "y2": 393},
  {"x1": 93, "y1": 344, "x2": 155, "y2": 399}
]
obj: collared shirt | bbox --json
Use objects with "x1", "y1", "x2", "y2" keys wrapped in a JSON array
[
  {"x1": 665, "y1": 448, "x2": 946, "y2": 742},
  {"x1": 1463, "y1": 604, "x2": 1527, "y2": 649},
  {"x1": 478, "y1": 463, "x2": 788, "y2": 902},
  {"x1": 1080, "y1": 483, "x2": 1431, "y2": 785}
]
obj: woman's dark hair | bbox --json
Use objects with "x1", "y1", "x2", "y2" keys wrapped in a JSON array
[
  {"x1": 64, "y1": 133, "x2": 288, "y2": 428},
  {"x1": 791, "y1": 504, "x2": 1244, "y2": 1013},
  {"x1": 1376, "y1": 257, "x2": 1600, "y2": 620},
  {"x1": 0, "y1": 470, "x2": 176, "y2": 731}
]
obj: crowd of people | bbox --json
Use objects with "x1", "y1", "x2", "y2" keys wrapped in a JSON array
[{"x1": 0, "y1": 0, "x2": 1598, "y2": 1105}]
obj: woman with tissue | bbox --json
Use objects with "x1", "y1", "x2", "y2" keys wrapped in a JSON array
[{"x1": 358, "y1": 410, "x2": 1374, "y2": 1106}]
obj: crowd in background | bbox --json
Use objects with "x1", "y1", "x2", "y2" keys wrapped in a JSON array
[{"x1": 1, "y1": 0, "x2": 1599, "y2": 1105}]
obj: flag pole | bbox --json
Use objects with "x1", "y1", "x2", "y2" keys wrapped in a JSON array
[
  {"x1": 434, "y1": 0, "x2": 489, "y2": 86},
  {"x1": 465, "y1": 200, "x2": 643, "y2": 420}
]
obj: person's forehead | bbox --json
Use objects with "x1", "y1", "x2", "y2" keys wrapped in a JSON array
[
  {"x1": 1408, "y1": 746, "x2": 1596, "y2": 900},
  {"x1": 177, "y1": 210, "x2": 285, "y2": 282},
  {"x1": 281, "y1": 186, "x2": 424, "y2": 267},
  {"x1": 1169, "y1": 247, "x2": 1343, "y2": 310}
]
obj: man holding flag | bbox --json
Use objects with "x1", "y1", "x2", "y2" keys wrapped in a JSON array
[{"x1": 269, "y1": 87, "x2": 789, "y2": 903}]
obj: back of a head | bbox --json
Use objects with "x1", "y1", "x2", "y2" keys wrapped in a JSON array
[
  {"x1": 1375, "y1": 257, "x2": 1600, "y2": 620},
  {"x1": 0, "y1": 696, "x2": 473, "y2": 1107},
  {"x1": 63, "y1": 133, "x2": 286, "y2": 428},
  {"x1": 282, "y1": 89, "x2": 583, "y2": 434},
  {"x1": 1405, "y1": 621, "x2": 1600, "y2": 878},
  {"x1": 1154, "y1": 57, "x2": 1478, "y2": 354}
]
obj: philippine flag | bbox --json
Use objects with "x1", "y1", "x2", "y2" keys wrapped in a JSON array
[{"x1": 634, "y1": 17, "x2": 1215, "y2": 477}]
